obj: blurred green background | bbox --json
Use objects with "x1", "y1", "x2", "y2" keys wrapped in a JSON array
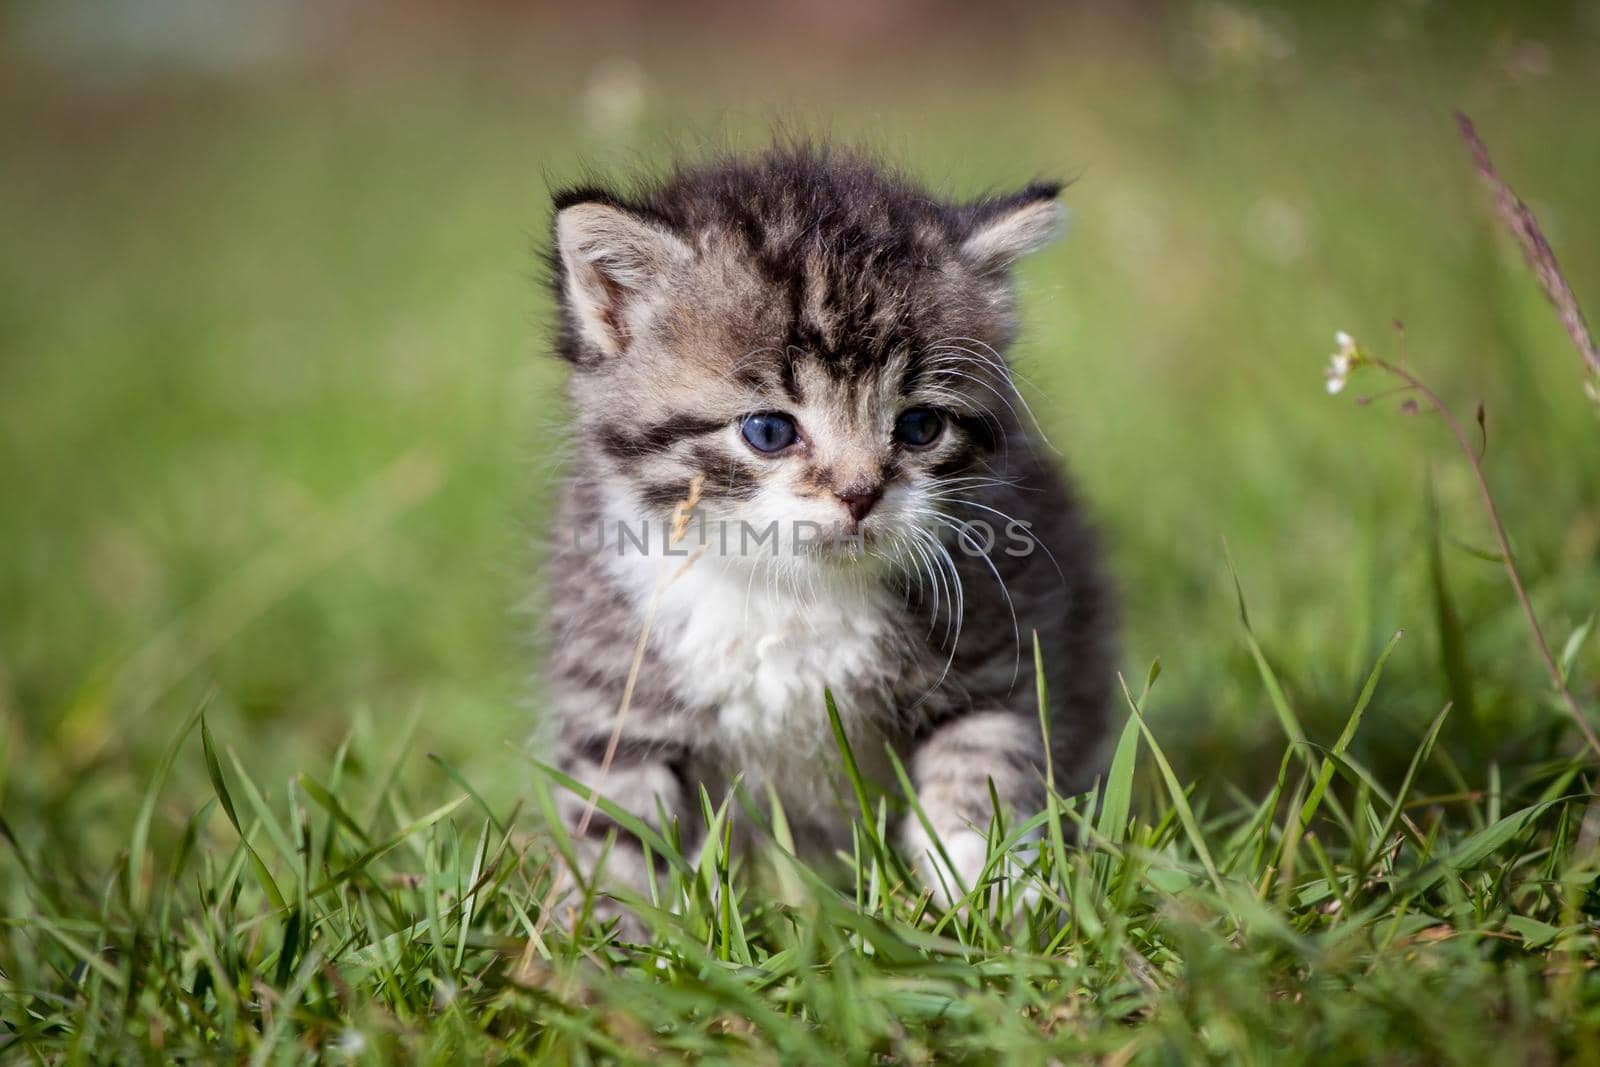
[{"x1": 3, "y1": 1, "x2": 1598, "y2": 866}]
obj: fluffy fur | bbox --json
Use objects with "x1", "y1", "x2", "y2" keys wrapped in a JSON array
[{"x1": 539, "y1": 146, "x2": 1113, "y2": 924}]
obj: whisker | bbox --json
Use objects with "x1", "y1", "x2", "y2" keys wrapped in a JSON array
[
  {"x1": 930, "y1": 513, "x2": 1022, "y2": 688},
  {"x1": 906, "y1": 525, "x2": 965, "y2": 701},
  {"x1": 921, "y1": 529, "x2": 959, "y2": 647},
  {"x1": 919, "y1": 360, "x2": 1030, "y2": 427},
  {"x1": 921, "y1": 493, "x2": 1067, "y2": 584},
  {"x1": 905, "y1": 532, "x2": 942, "y2": 637},
  {"x1": 927, "y1": 475, "x2": 1028, "y2": 495}
]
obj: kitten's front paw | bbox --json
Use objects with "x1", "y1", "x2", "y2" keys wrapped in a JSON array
[
  {"x1": 901, "y1": 821, "x2": 1040, "y2": 917},
  {"x1": 903, "y1": 821, "x2": 988, "y2": 908}
]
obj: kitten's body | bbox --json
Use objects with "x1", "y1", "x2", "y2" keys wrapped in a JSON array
[{"x1": 541, "y1": 148, "x2": 1112, "y2": 918}]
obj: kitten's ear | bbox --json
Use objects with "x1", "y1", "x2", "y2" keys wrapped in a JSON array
[
  {"x1": 554, "y1": 199, "x2": 692, "y2": 358},
  {"x1": 958, "y1": 182, "x2": 1066, "y2": 273}
]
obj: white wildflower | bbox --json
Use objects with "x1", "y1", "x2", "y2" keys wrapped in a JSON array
[{"x1": 1326, "y1": 331, "x2": 1360, "y2": 395}]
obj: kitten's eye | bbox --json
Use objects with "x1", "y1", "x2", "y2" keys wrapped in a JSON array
[
  {"x1": 740, "y1": 412, "x2": 799, "y2": 454},
  {"x1": 894, "y1": 407, "x2": 944, "y2": 449}
]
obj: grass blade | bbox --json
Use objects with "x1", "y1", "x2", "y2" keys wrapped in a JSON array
[
  {"x1": 1297, "y1": 630, "x2": 1403, "y2": 831},
  {"x1": 1121, "y1": 675, "x2": 1223, "y2": 895},
  {"x1": 128, "y1": 699, "x2": 205, "y2": 913},
  {"x1": 200, "y1": 713, "x2": 286, "y2": 910}
]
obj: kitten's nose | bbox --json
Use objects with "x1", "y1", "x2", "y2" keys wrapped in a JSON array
[{"x1": 836, "y1": 486, "x2": 882, "y2": 524}]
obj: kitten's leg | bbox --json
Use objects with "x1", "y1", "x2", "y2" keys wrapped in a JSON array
[
  {"x1": 901, "y1": 711, "x2": 1045, "y2": 911},
  {"x1": 550, "y1": 729, "x2": 694, "y2": 938}
]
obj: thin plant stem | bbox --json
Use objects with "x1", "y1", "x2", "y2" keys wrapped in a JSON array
[
  {"x1": 531, "y1": 475, "x2": 706, "y2": 941},
  {"x1": 574, "y1": 474, "x2": 707, "y2": 837},
  {"x1": 1372, "y1": 357, "x2": 1600, "y2": 758}
]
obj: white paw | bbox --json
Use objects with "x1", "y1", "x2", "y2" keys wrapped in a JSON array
[
  {"x1": 901, "y1": 821, "x2": 1042, "y2": 917},
  {"x1": 904, "y1": 822, "x2": 987, "y2": 906}
]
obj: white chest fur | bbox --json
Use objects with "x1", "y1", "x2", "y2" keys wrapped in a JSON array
[{"x1": 604, "y1": 548, "x2": 901, "y2": 820}]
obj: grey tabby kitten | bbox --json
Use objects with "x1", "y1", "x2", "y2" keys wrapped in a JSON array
[{"x1": 541, "y1": 147, "x2": 1112, "y2": 925}]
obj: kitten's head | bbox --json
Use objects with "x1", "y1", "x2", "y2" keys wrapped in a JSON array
[{"x1": 550, "y1": 147, "x2": 1062, "y2": 566}]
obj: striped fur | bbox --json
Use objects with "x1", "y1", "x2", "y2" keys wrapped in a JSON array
[{"x1": 538, "y1": 146, "x2": 1114, "y2": 922}]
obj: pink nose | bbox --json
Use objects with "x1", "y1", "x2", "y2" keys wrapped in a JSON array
[{"x1": 836, "y1": 487, "x2": 882, "y2": 523}]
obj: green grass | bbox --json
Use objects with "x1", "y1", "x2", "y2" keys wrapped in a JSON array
[
  {"x1": 4, "y1": 645, "x2": 1596, "y2": 1062},
  {"x1": 4, "y1": 5, "x2": 1600, "y2": 1062}
]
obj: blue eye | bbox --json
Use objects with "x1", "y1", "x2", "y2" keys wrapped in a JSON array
[
  {"x1": 740, "y1": 412, "x2": 798, "y2": 454},
  {"x1": 894, "y1": 407, "x2": 944, "y2": 448}
]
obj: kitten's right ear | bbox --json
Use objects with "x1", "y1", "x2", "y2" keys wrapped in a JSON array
[{"x1": 554, "y1": 199, "x2": 692, "y2": 358}]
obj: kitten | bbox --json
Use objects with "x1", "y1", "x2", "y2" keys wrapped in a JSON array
[{"x1": 540, "y1": 146, "x2": 1113, "y2": 926}]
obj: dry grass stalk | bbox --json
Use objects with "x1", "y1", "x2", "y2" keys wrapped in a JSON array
[
  {"x1": 1455, "y1": 111, "x2": 1600, "y2": 393},
  {"x1": 529, "y1": 476, "x2": 707, "y2": 945},
  {"x1": 575, "y1": 474, "x2": 706, "y2": 837}
]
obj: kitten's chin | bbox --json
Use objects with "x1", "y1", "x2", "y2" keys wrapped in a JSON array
[{"x1": 801, "y1": 527, "x2": 899, "y2": 572}]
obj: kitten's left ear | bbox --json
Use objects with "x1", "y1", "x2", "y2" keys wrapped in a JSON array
[{"x1": 958, "y1": 182, "x2": 1066, "y2": 273}]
